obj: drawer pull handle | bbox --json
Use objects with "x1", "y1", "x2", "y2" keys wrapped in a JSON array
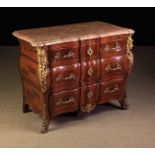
[
  {"x1": 56, "y1": 73, "x2": 76, "y2": 82},
  {"x1": 104, "y1": 42, "x2": 121, "y2": 52},
  {"x1": 87, "y1": 47, "x2": 93, "y2": 56},
  {"x1": 104, "y1": 84, "x2": 120, "y2": 94},
  {"x1": 105, "y1": 63, "x2": 122, "y2": 72},
  {"x1": 87, "y1": 68, "x2": 93, "y2": 77},
  {"x1": 55, "y1": 51, "x2": 73, "y2": 59},
  {"x1": 56, "y1": 96, "x2": 75, "y2": 106}
]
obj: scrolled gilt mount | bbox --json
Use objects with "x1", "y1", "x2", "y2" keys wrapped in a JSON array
[
  {"x1": 81, "y1": 103, "x2": 96, "y2": 113},
  {"x1": 104, "y1": 42, "x2": 122, "y2": 52},
  {"x1": 56, "y1": 73, "x2": 76, "y2": 82},
  {"x1": 127, "y1": 35, "x2": 134, "y2": 72},
  {"x1": 36, "y1": 46, "x2": 48, "y2": 93},
  {"x1": 56, "y1": 96, "x2": 75, "y2": 106},
  {"x1": 55, "y1": 51, "x2": 74, "y2": 59},
  {"x1": 105, "y1": 63, "x2": 122, "y2": 72},
  {"x1": 104, "y1": 84, "x2": 120, "y2": 95}
]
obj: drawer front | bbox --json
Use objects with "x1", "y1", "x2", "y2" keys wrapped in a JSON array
[
  {"x1": 80, "y1": 38, "x2": 98, "y2": 61},
  {"x1": 51, "y1": 88, "x2": 80, "y2": 117},
  {"x1": 51, "y1": 63, "x2": 80, "y2": 93},
  {"x1": 100, "y1": 55, "x2": 129, "y2": 82},
  {"x1": 99, "y1": 78, "x2": 125, "y2": 103},
  {"x1": 81, "y1": 60, "x2": 100, "y2": 86},
  {"x1": 50, "y1": 47, "x2": 79, "y2": 67},
  {"x1": 99, "y1": 35, "x2": 128, "y2": 58},
  {"x1": 49, "y1": 41, "x2": 79, "y2": 67},
  {"x1": 80, "y1": 84, "x2": 99, "y2": 112}
]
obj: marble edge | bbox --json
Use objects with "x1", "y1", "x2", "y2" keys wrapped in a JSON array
[{"x1": 12, "y1": 28, "x2": 135, "y2": 47}]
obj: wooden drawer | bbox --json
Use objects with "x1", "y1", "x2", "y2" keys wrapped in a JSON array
[
  {"x1": 81, "y1": 60, "x2": 100, "y2": 86},
  {"x1": 99, "y1": 78, "x2": 125, "y2": 104},
  {"x1": 51, "y1": 88, "x2": 80, "y2": 117},
  {"x1": 80, "y1": 84, "x2": 99, "y2": 112},
  {"x1": 51, "y1": 63, "x2": 80, "y2": 93},
  {"x1": 49, "y1": 41, "x2": 79, "y2": 67},
  {"x1": 100, "y1": 55, "x2": 129, "y2": 82},
  {"x1": 80, "y1": 38, "x2": 98, "y2": 61},
  {"x1": 99, "y1": 35, "x2": 128, "y2": 58}
]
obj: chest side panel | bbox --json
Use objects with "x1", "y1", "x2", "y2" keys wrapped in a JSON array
[{"x1": 19, "y1": 40, "x2": 50, "y2": 113}]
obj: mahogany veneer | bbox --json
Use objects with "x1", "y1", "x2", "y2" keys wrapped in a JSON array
[{"x1": 12, "y1": 21, "x2": 135, "y2": 133}]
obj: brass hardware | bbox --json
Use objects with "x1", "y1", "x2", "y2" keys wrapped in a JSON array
[
  {"x1": 36, "y1": 46, "x2": 49, "y2": 133},
  {"x1": 127, "y1": 35, "x2": 133, "y2": 49},
  {"x1": 87, "y1": 68, "x2": 93, "y2": 77},
  {"x1": 105, "y1": 63, "x2": 122, "y2": 72},
  {"x1": 87, "y1": 47, "x2": 93, "y2": 56},
  {"x1": 56, "y1": 96, "x2": 75, "y2": 106},
  {"x1": 55, "y1": 51, "x2": 73, "y2": 59},
  {"x1": 112, "y1": 42, "x2": 121, "y2": 51},
  {"x1": 104, "y1": 42, "x2": 121, "y2": 52},
  {"x1": 127, "y1": 34, "x2": 134, "y2": 72},
  {"x1": 37, "y1": 46, "x2": 48, "y2": 93},
  {"x1": 104, "y1": 45, "x2": 110, "y2": 51},
  {"x1": 104, "y1": 84, "x2": 120, "y2": 94},
  {"x1": 87, "y1": 91, "x2": 93, "y2": 99},
  {"x1": 81, "y1": 104, "x2": 96, "y2": 113},
  {"x1": 56, "y1": 73, "x2": 76, "y2": 82}
]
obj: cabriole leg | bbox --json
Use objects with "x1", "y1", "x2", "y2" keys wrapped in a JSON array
[
  {"x1": 40, "y1": 96, "x2": 50, "y2": 134},
  {"x1": 40, "y1": 117, "x2": 50, "y2": 134},
  {"x1": 23, "y1": 103, "x2": 32, "y2": 113},
  {"x1": 119, "y1": 96, "x2": 128, "y2": 110}
]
